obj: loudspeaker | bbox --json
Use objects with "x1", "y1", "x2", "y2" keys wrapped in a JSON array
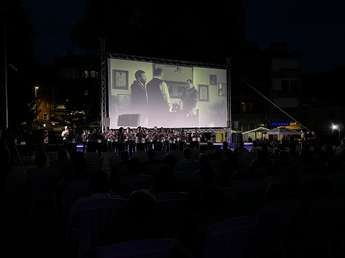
[{"x1": 117, "y1": 114, "x2": 141, "y2": 127}]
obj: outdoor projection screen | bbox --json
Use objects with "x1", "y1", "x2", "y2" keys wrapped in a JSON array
[{"x1": 108, "y1": 57, "x2": 228, "y2": 128}]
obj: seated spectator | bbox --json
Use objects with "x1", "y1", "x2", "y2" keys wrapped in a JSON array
[
  {"x1": 34, "y1": 150, "x2": 49, "y2": 168},
  {"x1": 199, "y1": 186, "x2": 225, "y2": 222},
  {"x1": 250, "y1": 149, "x2": 272, "y2": 178},
  {"x1": 50, "y1": 148, "x2": 73, "y2": 179},
  {"x1": 70, "y1": 152, "x2": 87, "y2": 178},
  {"x1": 265, "y1": 183, "x2": 289, "y2": 203},
  {"x1": 154, "y1": 161, "x2": 176, "y2": 193},
  {"x1": 0, "y1": 138, "x2": 11, "y2": 190},
  {"x1": 27, "y1": 150, "x2": 60, "y2": 216},
  {"x1": 90, "y1": 171, "x2": 110, "y2": 194},
  {"x1": 175, "y1": 148, "x2": 199, "y2": 177},
  {"x1": 109, "y1": 190, "x2": 162, "y2": 242},
  {"x1": 198, "y1": 154, "x2": 214, "y2": 186}
]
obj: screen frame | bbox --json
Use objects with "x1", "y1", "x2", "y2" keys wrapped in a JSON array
[{"x1": 106, "y1": 53, "x2": 231, "y2": 129}]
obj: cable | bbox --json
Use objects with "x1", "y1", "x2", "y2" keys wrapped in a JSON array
[{"x1": 244, "y1": 81, "x2": 310, "y2": 131}]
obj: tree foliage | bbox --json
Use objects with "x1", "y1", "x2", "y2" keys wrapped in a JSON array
[
  {"x1": 1, "y1": 0, "x2": 37, "y2": 128},
  {"x1": 72, "y1": 0, "x2": 246, "y2": 63}
]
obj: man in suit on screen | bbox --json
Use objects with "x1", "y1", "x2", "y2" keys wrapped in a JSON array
[
  {"x1": 146, "y1": 68, "x2": 171, "y2": 127},
  {"x1": 131, "y1": 70, "x2": 148, "y2": 111},
  {"x1": 130, "y1": 70, "x2": 148, "y2": 126}
]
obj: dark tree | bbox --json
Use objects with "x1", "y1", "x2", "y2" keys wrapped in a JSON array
[
  {"x1": 1, "y1": 0, "x2": 37, "y2": 129},
  {"x1": 72, "y1": 0, "x2": 247, "y2": 63}
]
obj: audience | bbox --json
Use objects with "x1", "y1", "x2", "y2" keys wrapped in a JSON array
[{"x1": 2, "y1": 128, "x2": 345, "y2": 258}]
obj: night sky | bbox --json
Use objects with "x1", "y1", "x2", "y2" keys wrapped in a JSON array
[
  {"x1": 247, "y1": 0, "x2": 345, "y2": 72},
  {"x1": 24, "y1": 0, "x2": 86, "y2": 63},
  {"x1": 24, "y1": 0, "x2": 345, "y2": 72}
]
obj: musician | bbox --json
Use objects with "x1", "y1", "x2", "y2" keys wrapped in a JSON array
[
  {"x1": 145, "y1": 130, "x2": 153, "y2": 152},
  {"x1": 131, "y1": 70, "x2": 148, "y2": 110},
  {"x1": 81, "y1": 129, "x2": 89, "y2": 144},
  {"x1": 136, "y1": 127, "x2": 145, "y2": 152},
  {"x1": 117, "y1": 127, "x2": 125, "y2": 153},
  {"x1": 178, "y1": 130, "x2": 186, "y2": 151},
  {"x1": 61, "y1": 126, "x2": 70, "y2": 142},
  {"x1": 163, "y1": 129, "x2": 170, "y2": 152},
  {"x1": 125, "y1": 127, "x2": 135, "y2": 155},
  {"x1": 113, "y1": 130, "x2": 119, "y2": 153},
  {"x1": 104, "y1": 130, "x2": 112, "y2": 151}
]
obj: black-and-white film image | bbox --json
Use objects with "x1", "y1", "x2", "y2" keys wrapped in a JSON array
[{"x1": 108, "y1": 58, "x2": 227, "y2": 128}]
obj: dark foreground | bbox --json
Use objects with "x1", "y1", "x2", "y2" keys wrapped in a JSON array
[{"x1": 1, "y1": 138, "x2": 345, "y2": 258}]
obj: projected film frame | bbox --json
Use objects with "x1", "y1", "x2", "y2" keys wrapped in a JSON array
[{"x1": 103, "y1": 54, "x2": 231, "y2": 133}]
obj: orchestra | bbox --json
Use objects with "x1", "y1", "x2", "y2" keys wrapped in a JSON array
[{"x1": 60, "y1": 126, "x2": 208, "y2": 153}]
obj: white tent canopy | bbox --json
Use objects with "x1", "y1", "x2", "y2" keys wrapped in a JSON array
[
  {"x1": 267, "y1": 127, "x2": 301, "y2": 136},
  {"x1": 242, "y1": 127, "x2": 269, "y2": 135}
]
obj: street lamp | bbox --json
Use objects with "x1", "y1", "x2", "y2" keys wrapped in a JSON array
[
  {"x1": 34, "y1": 85, "x2": 39, "y2": 98},
  {"x1": 34, "y1": 85, "x2": 40, "y2": 122},
  {"x1": 331, "y1": 123, "x2": 341, "y2": 141},
  {"x1": 3, "y1": 20, "x2": 8, "y2": 129},
  {"x1": 331, "y1": 123, "x2": 339, "y2": 131}
]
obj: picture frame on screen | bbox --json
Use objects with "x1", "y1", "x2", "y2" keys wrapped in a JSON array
[
  {"x1": 166, "y1": 81, "x2": 188, "y2": 98},
  {"x1": 199, "y1": 85, "x2": 209, "y2": 101},
  {"x1": 112, "y1": 70, "x2": 128, "y2": 90},
  {"x1": 209, "y1": 74, "x2": 218, "y2": 85}
]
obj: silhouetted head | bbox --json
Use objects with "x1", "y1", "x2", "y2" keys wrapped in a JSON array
[
  {"x1": 71, "y1": 152, "x2": 86, "y2": 174},
  {"x1": 128, "y1": 189, "x2": 157, "y2": 215},
  {"x1": 211, "y1": 149, "x2": 222, "y2": 160},
  {"x1": 265, "y1": 183, "x2": 288, "y2": 202},
  {"x1": 128, "y1": 158, "x2": 141, "y2": 175},
  {"x1": 301, "y1": 146, "x2": 313, "y2": 162},
  {"x1": 147, "y1": 149, "x2": 156, "y2": 162},
  {"x1": 0, "y1": 140, "x2": 11, "y2": 169},
  {"x1": 164, "y1": 154, "x2": 177, "y2": 168},
  {"x1": 183, "y1": 148, "x2": 192, "y2": 159},
  {"x1": 257, "y1": 149, "x2": 268, "y2": 163},
  {"x1": 199, "y1": 154, "x2": 214, "y2": 182},
  {"x1": 90, "y1": 171, "x2": 109, "y2": 193},
  {"x1": 201, "y1": 186, "x2": 225, "y2": 214},
  {"x1": 57, "y1": 148, "x2": 70, "y2": 161},
  {"x1": 279, "y1": 150, "x2": 290, "y2": 162},
  {"x1": 120, "y1": 151, "x2": 129, "y2": 162},
  {"x1": 34, "y1": 150, "x2": 48, "y2": 168},
  {"x1": 200, "y1": 153, "x2": 210, "y2": 165}
]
